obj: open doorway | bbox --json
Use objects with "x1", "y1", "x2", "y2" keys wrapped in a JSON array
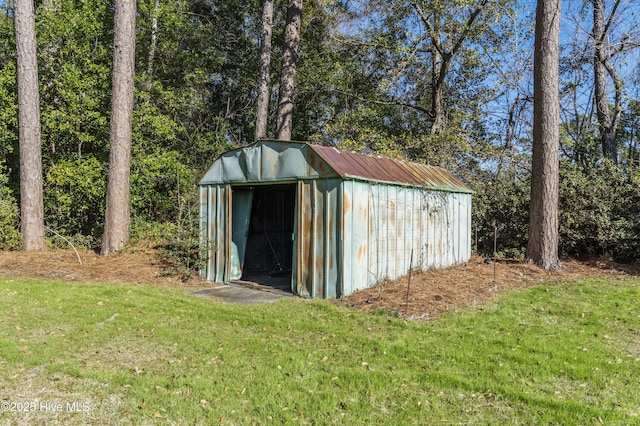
[{"x1": 235, "y1": 184, "x2": 296, "y2": 292}]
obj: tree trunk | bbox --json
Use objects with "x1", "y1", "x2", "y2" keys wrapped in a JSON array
[
  {"x1": 275, "y1": 0, "x2": 302, "y2": 141},
  {"x1": 411, "y1": 0, "x2": 488, "y2": 136},
  {"x1": 527, "y1": 0, "x2": 561, "y2": 270},
  {"x1": 102, "y1": 0, "x2": 137, "y2": 256},
  {"x1": 430, "y1": 47, "x2": 445, "y2": 135},
  {"x1": 146, "y1": 0, "x2": 160, "y2": 76},
  {"x1": 592, "y1": 0, "x2": 616, "y2": 163},
  {"x1": 14, "y1": 0, "x2": 45, "y2": 251},
  {"x1": 255, "y1": 0, "x2": 274, "y2": 141}
]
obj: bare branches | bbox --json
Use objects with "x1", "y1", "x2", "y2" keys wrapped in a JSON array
[
  {"x1": 601, "y1": 0, "x2": 622, "y2": 43},
  {"x1": 410, "y1": 0, "x2": 490, "y2": 58}
]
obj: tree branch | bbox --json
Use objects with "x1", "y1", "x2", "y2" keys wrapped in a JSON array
[
  {"x1": 601, "y1": 0, "x2": 622, "y2": 42},
  {"x1": 327, "y1": 89, "x2": 431, "y2": 115},
  {"x1": 450, "y1": 0, "x2": 489, "y2": 57},
  {"x1": 410, "y1": 0, "x2": 445, "y2": 56},
  {"x1": 603, "y1": 55, "x2": 623, "y2": 129}
]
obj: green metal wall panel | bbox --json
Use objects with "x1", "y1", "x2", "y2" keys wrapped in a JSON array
[
  {"x1": 293, "y1": 179, "x2": 340, "y2": 298},
  {"x1": 199, "y1": 185, "x2": 230, "y2": 283},
  {"x1": 340, "y1": 182, "x2": 472, "y2": 295}
]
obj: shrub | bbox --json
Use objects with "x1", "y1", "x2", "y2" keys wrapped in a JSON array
[
  {"x1": 0, "y1": 172, "x2": 21, "y2": 250},
  {"x1": 44, "y1": 156, "x2": 107, "y2": 246},
  {"x1": 473, "y1": 162, "x2": 640, "y2": 262},
  {"x1": 130, "y1": 150, "x2": 197, "y2": 223},
  {"x1": 157, "y1": 220, "x2": 204, "y2": 280},
  {"x1": 129, "y1": 149, "x2": 204, "y2": 278},
  {"x1": 559, "y1": 162, "x2": 640, "y2": 261},
  {"x1": 131, "y1": 213, "x2": 204, "y2": 281},
  {"x1": 472, "y1": 169, "x2": 530, "y2": 258}
]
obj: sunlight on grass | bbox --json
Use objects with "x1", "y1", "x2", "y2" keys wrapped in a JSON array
[{"x1": 0, "y1": 278, "x2": 639, "y2": 424}]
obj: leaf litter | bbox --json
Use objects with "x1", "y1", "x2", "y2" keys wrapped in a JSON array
[{"x1": 0, "y1": 249, "x2": 638, "y2": 320}]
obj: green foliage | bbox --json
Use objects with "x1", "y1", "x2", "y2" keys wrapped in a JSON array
[
  {"x1": 44, "y1": 156, "x2": 107, "y2": 245},
  {"x1": 0, "y1": 61, "x2": 17, "y2": 162},
  {"x1": 0, "y1": 168, "x2": 21, "y2": 250},
  {"x1": 130, "y1": 215, "x2": 204, "y2": 281},
  {"x1": 311, "y1": 103, "x2": 405, "y2": 156},
  {"x1": 36, "y1": 0, "x2": 112, "y2": 163},
  {"x1": 157, "y1": 219, "x2": 205, "y2": 281},
  {"x1": 472, "y1": 169, "x2": 530, "y2": 258},
  {"x1": 133, "y1": 74, "x2": 232, "y2": 172},
  {"x1": 0, "y1": 9, "x2": 17, "y2": 187},
  {"x1": 474, "y1": 162, "x2": 640, "y2": 262},
  {"x1": 559, "y1": 162, "x2": 640, "y2": 261},
  {"x1": 129, "y1": 148, "x2": 203, "y2": 278},
  {"x1": 619, "y1": 99, "x2": 640, "y2": 169},
  {"x1": 130, "y1": 150, "x2": 197, "y2": 223},
  {"x1": 560, "y1": 116, "x2": 602, "y2": 168}
]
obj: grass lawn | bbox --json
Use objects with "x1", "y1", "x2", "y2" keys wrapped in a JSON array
[{"x1": 0, "y1": 277, "x2": 639, "y2": 425}]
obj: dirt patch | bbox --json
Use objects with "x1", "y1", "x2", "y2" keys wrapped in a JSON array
[
  {"x1": 1, "y1": 249, "x2": 638, "y2": 317},
  {"x1": 331, "y1": 256, "x2": 640, "y2": 319}
]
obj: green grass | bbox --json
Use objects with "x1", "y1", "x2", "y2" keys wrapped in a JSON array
[{"x1": 1, "y1": 278, "x2": 639, "y2": 425}]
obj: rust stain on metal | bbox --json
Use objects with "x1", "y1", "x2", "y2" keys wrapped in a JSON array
[
  {"x1": 307, "y1": 147, "x2": 335, "y2": 176},
  {"x1": 310, "y1": 144, "x2": 471, "y2": 193},
  {"x1": 343, "y1": 192, "x2": 351, "y2": 213},
  {"x1": 328, "y1": 206, "x2": 334, "y2": 230},
  {"x1": 315, "y1": 255, "x2": 325, "y2": 297},
  {"x1": 389, "y1": 199, "x2": 396, "y2": 223},
  {"x1": 356, "y1": 245, "x2": 365, "y2": 262}
]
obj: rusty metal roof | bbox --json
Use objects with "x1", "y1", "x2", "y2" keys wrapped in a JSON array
[
  {"x1": 309, "y1": 144, "x2": 472, "y2": 193},
  {"x1": 200, "y1": 140, "x2": 472, "y2": 193}
]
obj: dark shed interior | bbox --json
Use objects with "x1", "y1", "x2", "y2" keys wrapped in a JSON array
[{"x1": 236, "y1": 184, "x2": 296, "y2": 291}]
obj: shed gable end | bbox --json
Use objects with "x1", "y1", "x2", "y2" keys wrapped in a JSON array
[{"x1": 199, "y1": 141, "x2": 339, "y2": 185}]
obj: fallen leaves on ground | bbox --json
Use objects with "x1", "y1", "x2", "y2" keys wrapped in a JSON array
[
  {"x1": 0, "y1": 249, "x2": 637, "y2": 320},
  {"x1": 331, "y1": 256, "x2": 640, "y2": 320}
]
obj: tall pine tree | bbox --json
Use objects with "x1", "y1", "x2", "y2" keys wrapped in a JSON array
[
  {"x1": 14, "y1": 0, "x2": 45, "y2": 250},
  {"x1": 527, "y1": 0, "x2": 561, "y2": 270},
  {"x1": 102, "y1": 0, "x2": 136, "y2": 255}
]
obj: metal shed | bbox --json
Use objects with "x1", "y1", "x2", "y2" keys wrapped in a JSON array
[{"x1": 199, "y1": 140, "x2": 472, "y2": 299}]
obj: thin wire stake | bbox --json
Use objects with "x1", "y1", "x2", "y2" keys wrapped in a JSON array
[
  {"x1": 475, "y1": 225, "x2": 478, "y2": 254},
  {"x1": 493, "y1": 226, "x2": 497, "y2": 283},
  {"x1": 405, "y1": 249, "x2": 414, "y2": 315}
]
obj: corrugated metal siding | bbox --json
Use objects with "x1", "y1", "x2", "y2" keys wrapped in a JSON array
[
  {"x1": 200, "y1": 184, "x2": 231, "y2": 283},
  {"x1": 293, "y1": 179, "x2": 341, "y2": 298},
  {"x1": 340, "y1": 182, "x2": 472, "y2": 294},
  {"x1": 340, "y1": 180, "x2": 369, "y2": 295}
]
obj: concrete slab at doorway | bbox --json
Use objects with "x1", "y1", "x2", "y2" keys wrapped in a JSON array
[{"x1": 191, "y1": 283, "x2": 291, "y2": 304}]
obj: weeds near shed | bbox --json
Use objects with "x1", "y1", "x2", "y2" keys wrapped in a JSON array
[{"x1": 157, "y1": 226, "x2": 204, "y2": 280}]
